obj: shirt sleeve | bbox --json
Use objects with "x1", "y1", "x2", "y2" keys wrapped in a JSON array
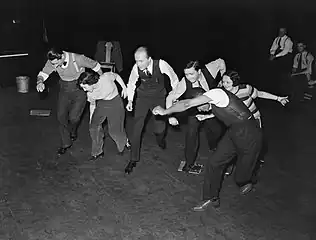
[
  {"x1": 37, "y1": 60, "x2": 55, "y2": 81},
  {"x1": 247, "y1": 84, "x2": 259, "y2": 99},
  {"x1": 270, "y1": 37, "x2": 278, "y2": 55},
  {"x1": 165, "y1": 78, "x2": 187, "y2": 108},
  {"x1": 76, "y1": 54, "x2": 101, "y2": 72},
  {"x1": 159, "y1": 59, "x2": 179, "y2": 90},
  {"x1": 276, "y1": 38, "x2": 293, "y2": 57},
  {"x1": 126, "y1": 64, "x2": 139, "y2": 101},
  {"x1": 205, "y1": 61, "x2": 218, "y2": 78},
  {"x1": 293, "y1": 54, "x2": 299, "y2": 68},
  {"x1": 203, "y1": 89, "x2": 229, "y2": 107},
  {"x1": 307, "y1": 53, "x2": 314, "y2": 75}
]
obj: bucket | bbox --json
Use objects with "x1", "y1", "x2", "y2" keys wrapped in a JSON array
[{"x1": 16, "y1": 76, "x2": 29, "y2": 93}]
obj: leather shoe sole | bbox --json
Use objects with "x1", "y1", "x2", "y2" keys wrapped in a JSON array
[{"x1": 89, "y1": 152, "x2": 104, "y2": 161}]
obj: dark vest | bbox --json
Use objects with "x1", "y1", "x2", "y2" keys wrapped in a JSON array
[
  {"x1": 136, "y1": 60, "x2": 166, "y2": 98},
  {"x1": 182, "y1": 66, "x2": 220, "y2": 99},
  {"x1": 211, "y1": 89, "x2": 252, "y2": 127}
]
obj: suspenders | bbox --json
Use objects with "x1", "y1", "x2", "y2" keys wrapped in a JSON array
[{"x1": 72, "y1": 53, "x2": 80, "y2": 73}]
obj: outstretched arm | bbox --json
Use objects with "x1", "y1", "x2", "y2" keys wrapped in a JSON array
[
  {"x1": 257, "y1": 90, "x2": 289, "y2": 106},
  {"x1": 153, "y1": 95, "x2": 211, "y2": 116}
]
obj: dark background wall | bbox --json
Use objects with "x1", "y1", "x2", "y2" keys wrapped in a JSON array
[{"x1": 1, "y1": 0, "x2": 315, "y2": 89}]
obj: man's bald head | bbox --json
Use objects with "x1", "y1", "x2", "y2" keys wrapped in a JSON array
[
  {"x1": 134, "y1": 46, "x2": 152, "y2": 70},
  {"x1": 134, "y1": 46, "x2": 150, "y2": 58}
]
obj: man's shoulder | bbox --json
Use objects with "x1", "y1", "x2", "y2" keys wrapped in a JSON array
[
  {"x1": 239, "y1": 83, "x2": 248, "y2": 89},
  {"x1": 206, "y1": 88, "x2": 225, "y2": 95},
  {"x1": 157, "y1": 59, "x2": 169, "y2": 65},
  {"x1": 101, "y1": 72, "x2": 116, "y2": 79}
]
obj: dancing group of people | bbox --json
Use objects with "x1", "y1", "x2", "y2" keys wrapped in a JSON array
[{"x1": 36, "y1": 44, "x2": 289, "y2": 211}]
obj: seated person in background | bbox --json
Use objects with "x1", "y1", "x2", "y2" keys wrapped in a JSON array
[
  {"x1": 269, "y1": 27, "x2": 293, "y2": 94},
  {"x1": 78, "y1": 71, "x2": 130, "y2": 161},
  {"x1": 291, "y1": 42, "x2": 314, "y2": 101}
]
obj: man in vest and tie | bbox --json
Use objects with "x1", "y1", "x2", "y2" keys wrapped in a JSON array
[
  {"x1": 166, "y1": 60, "x2": 226, "y2": 174},
  {"x1": 269, "y1": 27, "x2": 293, "y2": 93},
  {"x1": 291, "y1": 41, "x2": 314, "y2": 103},
  {"x1": 125, "y1": 46, "x2": 179, "y2": 174},
  {"x1": 152, "y1": 87, "x2": 262, "y2": 210},
  {"x1": 36, "y1": 47, "x2": 103, "y2": 156}
]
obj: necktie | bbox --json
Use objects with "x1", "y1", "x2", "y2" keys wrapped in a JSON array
[
  {"x1": 144, "y1": 68, "x2": 152, "y2": 77},
  {"x1": 297, "y1": 53, "x2": 302, "y2": 71},
  {"x1": 277, "y1": 37, "x2": 282, "y2": 48}
]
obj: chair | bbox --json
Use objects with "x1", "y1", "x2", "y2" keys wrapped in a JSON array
[{"x1": 94, "y1": 41, "x2": 123, "y2": 73}]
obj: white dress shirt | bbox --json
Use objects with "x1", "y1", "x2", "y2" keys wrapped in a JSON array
[
  {"x1": 126, "y1": 59, "x2": 179, "y2": 101},
  {"x1": 293, "y1": 51, "x2": 314, "y2": 75},
  {"x1": 166, "y1": 59, "x2": 225, "y2": 108},
  {"x1": 270, "y1": 35, "x2": 293, "y2": 58}
]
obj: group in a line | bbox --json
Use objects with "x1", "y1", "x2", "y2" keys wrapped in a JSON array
[{"x1": 36, "y1": 43, "x2": 289, "y2": 210}]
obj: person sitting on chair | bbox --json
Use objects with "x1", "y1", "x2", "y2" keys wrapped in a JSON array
[{"x1": 291, "y1": 41, "x2": 314, "y2": 102}]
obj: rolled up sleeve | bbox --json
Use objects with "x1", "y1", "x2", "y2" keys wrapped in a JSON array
[
  {"x1": 37, "y1": 60, "x2": 55, "y2": 81},
  {"x1": 77, "y1": 54, "x2": 99, "y2": 70},
  {"x1": 165, "y1": 78, "x2": 186, "y2": 108},
  {"x1": 126, "y1": 64, "x2": 139, "y2": 101},
  {"x1": 159, "y1": 60, "x2": 179, "y2": 90}
]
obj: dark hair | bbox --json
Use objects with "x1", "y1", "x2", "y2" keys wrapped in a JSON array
[
  {"x1": 47, "y1": 47, "x2": 63, "y2": 61},
  {"x1": 184, "y1": 60, "x2": 201, "y2": 71},
  {"x1": 297, "y1": 41, "x2": 306, "y2": 46},
  {"x1": 224, "y1": 70, "x2": 240, "y2": 86},
  {"x1": 186, "y1": 87, "x2": 206, "y2": 98},
  {"x1": 78, "y1": 71, "x2": 100, "y2": 86},
  {"x1": 134, "y1": 46, "x2": 150, "y2": 58}
]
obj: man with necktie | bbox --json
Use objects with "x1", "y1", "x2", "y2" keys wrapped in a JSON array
[
  {"x1": 291, "y1": 41, "x2": 314, "y2": 103},
  {"x1": 166, "y1": 60, "x2": 226, "y2": 174},
  {"x1": 269, "y1": 27, "x2": 293, "y2": 94},
  {"x1": 125, "y1": 46, "x2": 179, "y2": 174}
]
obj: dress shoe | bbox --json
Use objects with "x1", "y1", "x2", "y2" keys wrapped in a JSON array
[
  {"x1": 89, "y1": 152, "x2": 104, "y2": 161},
  {"x1": 70, "y1": 134, "x2": 77, "y2": 142},
  {"x1": 57, "y1": 146, "x2": 71, "y2": 156},
  {"x1": 125, "y1": 139, "x2": 131, "y2": 150},
  {"x1": 225, "y1": 164, "x2": 234, "y2": 177},
  {"x1": 117, "y1": 143, "x2": 132, "y2": 156},
  {"x1": 240, "y1": 183, "x2": 253, "y2": 195},
  {"x1": 182, "y1": 163, "x2": 203, "y2": 175},
  {"x1": 193, "y1": 197, "x2": 220, "y2": 211},
  {"x1": 124, "y1": 161, "x2": 137, "y2": 174}
]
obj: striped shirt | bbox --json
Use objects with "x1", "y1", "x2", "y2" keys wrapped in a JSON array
[{"x1": 234, "y1": 84, "x2": 261, "y2": 119}]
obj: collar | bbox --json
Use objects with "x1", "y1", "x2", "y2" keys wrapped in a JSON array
[
  {"x1": 146, "y1": 58, "x2": 153, "y2": 73},
  {"x1": 279, "y1": 35, "x2": 287, "y2": 39},
  {"x1": 61, "y1": 52, "x2": 69, "y2": 69}
]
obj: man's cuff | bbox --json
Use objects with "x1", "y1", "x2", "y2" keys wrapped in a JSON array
[
  {"x1": 37, "y1": 71, "x2": 49, "y2": 82},
  {"x1": 92, "y1": 63, "x2": 101, "y2": 72}
]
